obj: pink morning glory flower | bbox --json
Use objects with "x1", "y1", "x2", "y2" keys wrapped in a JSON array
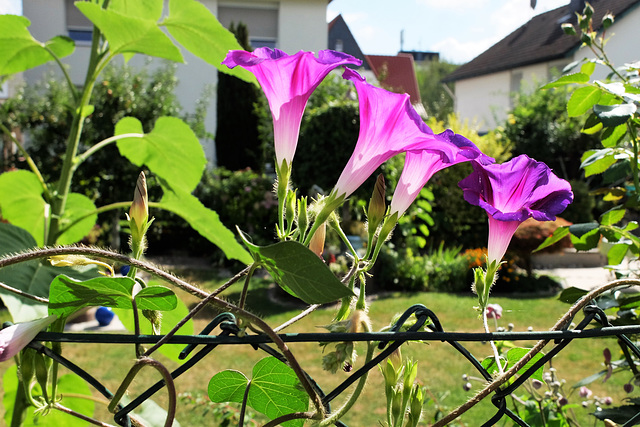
[
  {"x1": 389, "y1": 130, "x2": 494, "y2": 217},
  {"x1": 459, "y1": 154, "x2": 573, "y2": 265},
  {"x1": 222, "y1": 48, "x2": 361, "y2": 170},
  {"x1": 0, "y1": 315, "x2": 57, "y2": 362},
  {"x1": 332, "y1": 68, "x2": 469, "y2": 200},
  {"x1": 485, "y1": 303, "x2": 503, "y2": 319}
]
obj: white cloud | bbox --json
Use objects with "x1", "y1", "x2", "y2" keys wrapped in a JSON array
[
  {"x1": 0, "y1": 0, "x2": 22, "y2": 15},
  {"x1": 432, "y1": 36, "x2": 499, "y2": 63}
]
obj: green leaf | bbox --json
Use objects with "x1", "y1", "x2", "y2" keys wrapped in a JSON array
[
  {"x1": 558, "y1": 287, "x2": 588, "y2": 304},
  {"x1": 0, "y1": 223, "x2": 98, "y2": 322},
  {"x1": 108, "y1": 0, "x2": 164, "y2": 21},
  {"x1": 115, "y1": 280, "x2": 194, "y2": 363},
  {"x1": 580, "y1": 61, "x2": 596, "y2": 76},
  {"x1": 162, "y1": 0, "x2": 257, "y2": 86},
  {"x1": 580, "y1": 149, "x2": 617, "y2": 176},
  {"x1": 76, "y1": 2, "x2": 183, "y2": 62},
  {"x1": 569, "y1": 223, "x2": 601, "y2": 251},
  {"x1": 594, "y1": 103, "x2": 637, "y2": 127},
  {"x1": 0, "y1": 15, "x2": 75, "y2": 75},
  {"x1": 534, "y1": 226, "x2": 569, "y2": 252},
  {"x1": 135, "y1": 286, "x2": 178, "y2": 311},
  {"x1": 48, "y1": 275, "x2": 137, "y2": 318},
  {"x1": 157, "y1": 187, "x2": 253, "y2": 265},
  {"x1": 208, "y1": 357, "x2": 308, "y2": 427},
  {"x1": 567, "y1": 86, "x2": 602, "y2": 117},
  {"x1": 606, "y1": 243, "x2": 629, "y2": 265},
  {"x1": 239, "y1": 238, "x2": 354, "y2": 304},
  {"x1": 115, "y1": 116, "x2": 206, "y2": 194},
  {"x1": 600, "y1": 207, "x2": 626, "y2": 226},
  {"x1": 601, "y1": 124, "x2": 627, "y2": 147},
  {"x1": 581, "y1": 113, "x2": 603, "y2": 134},
  {"x1": 3, "y1": 365, "x2": 94, "y2": 427},
  {"x1": 57, "y1": 192, "x2": 98, "y2": 245},
  {"x1": 506, "y1": 348, "x2": 545, "y2": 382},
  {"x1": 208, "y1": 370, "x2": 249, "y2": 403},
  {"x1": 0, "y1": 170, "x2": 45, "y2": 245},
  {"x1": 541, "y1": 73, "x2": 589, "y2": 89}
]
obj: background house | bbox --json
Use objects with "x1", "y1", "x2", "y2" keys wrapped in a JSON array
[
  {"x1": 18, "y1": 0, "x2": 330, "y2": 163},
  {"x1": 443, "y1": 0, "x2": 640, "y2": 133}
]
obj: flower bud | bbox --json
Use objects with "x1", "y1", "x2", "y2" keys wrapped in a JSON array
[
  {"x1": 624, "y1": 383, "x2": 634, "y2": 393},
  {"x1": 561, "y1": 23, "x2": 577, "y2": 36},
  {"x1": 602, "y1": 13, "x2": 614, "y2": 28},
  {"x1": 581, "y1": 31, "x2": 594, "y2": 46},
  {"x1": 285, "y1": 189, "x2": 297, "y2": 228},
  {"x1": 463, "y1": 382, "x2": 472, "y2": 392},
  {"x1": 367, "y1": 174, "x2": 386, "y2": 235},
  {"x1": 603, "y1": 396, "x2": 613, "y2": 405},
  {"x1": 532, "y1": 379, "x2": 543, "y2": 390},
  {"x1": 583, "y1": 2, "x2": 594, "y2": 18},
  {"x1": 603, "y1": 348, "x2": 612, "y2": 364},
  {"x1": 308, "y1": 222, "x2": 326, "y2": 258},
  {"x1": 129, "y1": 172, "x2": 148, "y2": 231},
  {"x1": 297, "y1": 197, "x2": 308, "y2": 237},
  {"x1": 580, "y1": 386, "x2": 592, "y2": 398}
]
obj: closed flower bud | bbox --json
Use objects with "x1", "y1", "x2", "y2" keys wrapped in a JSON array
[
  {"x1": 561, "y1": 23, "x2": 577, "y2": 35},
  {"x1": 308, "y1": 222, "x2": 326, "y2": 258},
  {"x1": 532, "y1": 379, "x2": 543, "y2": 390},
  {"x1": 581, "y1": 32, "x2": 594, "y2": 46},
  {"x1": 129, "y1": 172, "x2": 148, "y2": 230},
  {"x1": 367, "y1": 174, "x2": 386, "y2": 235},
  {"x1": 580, "y1": 386, "x2": 592, "y2": 398},
  {"x1": 602, "y1": 13, "x2": 614, "y2": 28},
  {"x1": 624, "y1": 383, "x2": 634, "y2": 393}
]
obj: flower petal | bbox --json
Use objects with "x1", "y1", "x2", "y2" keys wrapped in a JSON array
[{"x1": 0, "y1": 315, "x2": 57, "y2": 362}]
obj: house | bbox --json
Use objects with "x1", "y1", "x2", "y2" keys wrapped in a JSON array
[
  {"x1": 328, "y1": 14, "x2": 426, "y2": 116},
  {"x1": 443, "y1": 0, "x2": 640, "y2": 133},
  {"x1": 17, "y1": 0, "x2": 330, "y2": 163}
]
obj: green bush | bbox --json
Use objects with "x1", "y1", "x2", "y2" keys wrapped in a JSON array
[{"x1": 374, "y1": 242, "x2": 469, "y2": 292}]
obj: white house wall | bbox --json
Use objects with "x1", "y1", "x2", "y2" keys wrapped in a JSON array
[
  {"x1": 18, "y1": 0, "x2": 329, "y2": 165},
  {"x1": 455, "y1": 71, "x2": 510, "y2": 133}
]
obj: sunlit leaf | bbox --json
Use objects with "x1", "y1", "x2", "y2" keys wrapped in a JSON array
[
  {"x1": 239, "y1": 237, "x2": 353, "y2": 304},
  {"x1": 0, "y1": 170, "x2": 45, "y2": 246},
  {"x1": 507, "y1": 347, "x2": 545, "y2": 382},
  {"x1": 567, "y1": 86, "x2": 602, "y2": 117},
  {"x1": 594, "y1": 103, "x2": 637, "y2": 127},
  {"x1": 541, "y1": 73, "x2": 589, "y2": 89},
  {"x1": 57, "y1": 193, "x2": 98, "y2": 245}
]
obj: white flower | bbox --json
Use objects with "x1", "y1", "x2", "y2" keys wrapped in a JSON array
[{"x1": 0, "y1": 315, "x2": 57, "y2": 362}]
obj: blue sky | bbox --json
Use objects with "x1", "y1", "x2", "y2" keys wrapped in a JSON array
[
  {"x1": 1, "y1": 0, "x2": 571, "y2": 64},
  {"x1": 327, "y1": 0, "x2": 570, "y2": 63}
]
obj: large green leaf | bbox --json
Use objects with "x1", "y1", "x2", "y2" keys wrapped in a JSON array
[
  {"x1": 0, "y1": 223, "x2": 97, "y2": 322},
  {"x1": 108, "y1": 0, "x2": 164, "y2": 21},
  {"x1": 57, "y1": 192, "x2": 98, "y2": 245},
  {"x1": 76, "y1": 2, "x2": 183, "y2": 62},
  {"x1": 208, "y1": 357, "x2": 308, "y2": 427},
  {"x1": 114, "y1": 280, "x2": 194, "y2": 363},
  {"x1": 157, "y1": 188, "x2": 253, "y2": 265},
  {"x1": 600, "y1": 207, "x2": 626, "y2": 226},
  {"x1": 48, "y1": 275, "x2": 177, "y2": 318},
  {"x1": 162, "y1": 0, "x2": 257, "y2": 85},
  {"x1": 0, "y1": 15, "x2": 75, "y2": 75},
  {"x1": 115, "y1": 116, "x2": 206, "y2": 194},
  {"x1": 567, "y1": 86, "x2": 602, "y2": 117},
  {"x1": 580, "y1": 149, "x2": 618, "y2": 177},
  {"x1": 0, "y1": 170, "x2": 46, "y2": 246},
  {"x1": 601, "y1": 124, "x2": 627, "y2": 148},
  {"x1": 3, "y1": 365, "x2": 94, "y2": 426},
  {"x1": 240, "y1": 238, "x2": 354, "y2": 304}
]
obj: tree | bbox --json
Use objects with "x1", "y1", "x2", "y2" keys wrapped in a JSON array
[
  {"x1": 415, "y1": 60, "x2": 458, "y2": 122},
  {"x1": 215, "y1": 22, "x2": 262, "y2": 171}
]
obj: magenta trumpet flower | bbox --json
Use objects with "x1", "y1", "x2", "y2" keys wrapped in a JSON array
[
  {"x1": 222, "y1": 48, "x2": 361, "y2": 170},
  {"x1": 332, "y1": 68, "x2": 452, "y2": 199},
  {"x1": 459, "y1": 154, "x2": 573, "y2": 265},
  {"x1": 389, "y1": 130, "x2": 494, "y2": 217},
  {"x1": 0, "y1": 315, "x2": 57, "y2": 362}
]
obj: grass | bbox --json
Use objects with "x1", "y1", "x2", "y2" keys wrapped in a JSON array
[{"x1": 0, "y1": 270, "x2": 632, "y2": 427}]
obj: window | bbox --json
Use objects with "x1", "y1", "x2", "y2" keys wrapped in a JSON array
[
  {"x1": 218, "y1": 3, "x2": 278, "y2": 49},
  {"x1": 66, "y1": 0, "x2": 93, "y2": 44}
]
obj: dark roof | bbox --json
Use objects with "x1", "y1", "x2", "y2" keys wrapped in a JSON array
[
  {"x1": 443, "y1": 0, "x2": 640, "y2": 82},
  {"x1": 328, "y1": 14, "x2": 367, "y2": 68},
  {"x1": 365, "y1": 54, "x2": 421, "y2": 104}
]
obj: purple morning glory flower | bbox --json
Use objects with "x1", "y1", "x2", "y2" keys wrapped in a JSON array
[
  {"x1": 459, "y1": 154, "x2": 573, "y2": 264},
  {"x1": 222, "y1": 48, "x2": 361, "y2": 171},
  {"x1": 0, "y1": 315, "x2": 57, "y2": 362},
  {"x1": 389, "y1": 131, "x2": 494, "y2": 217},
  {"x1": 332, "y1": 68, "x2": 471, "y2": 200}
]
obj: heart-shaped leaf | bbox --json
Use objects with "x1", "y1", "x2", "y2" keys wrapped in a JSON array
[
  {"x1": 239, "y1": 237, "x2": 354, "y2": 304},
  {"x1": 208, "y1": 357, "x2": 308, "y2": 427}
]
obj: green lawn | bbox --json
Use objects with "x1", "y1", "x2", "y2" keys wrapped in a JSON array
[{"x1": 0, "y1": 273, "x2": 631, "y2": 426}]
